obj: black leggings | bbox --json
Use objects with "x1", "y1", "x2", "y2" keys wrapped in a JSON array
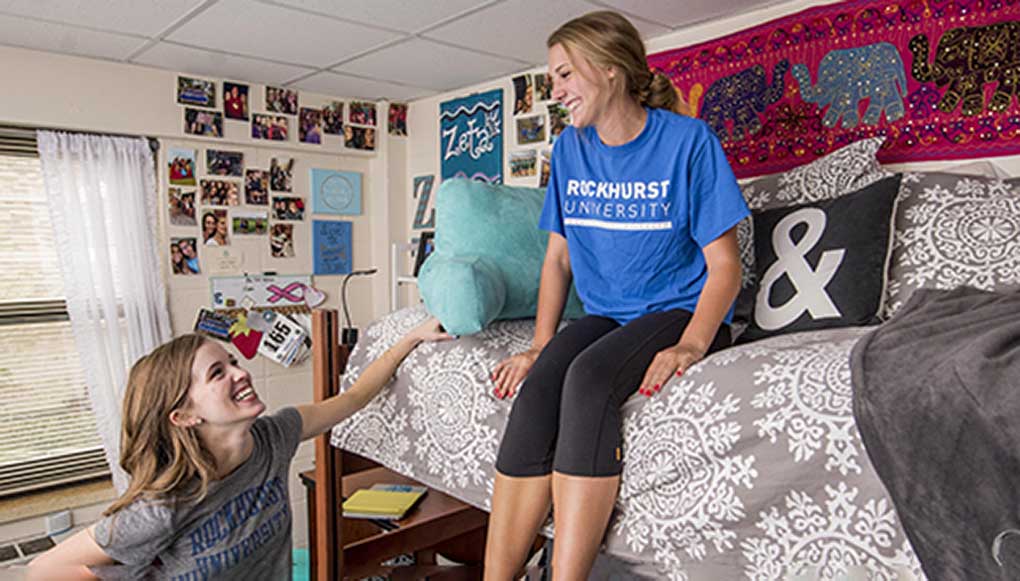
[{"x1": 495, "y1": 310, "x2": 731, "y2": 477}]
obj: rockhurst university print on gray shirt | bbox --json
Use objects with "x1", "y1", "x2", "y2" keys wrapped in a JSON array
[{"x1": 91, "y1": 408, "x2": 302, "y2": 580}]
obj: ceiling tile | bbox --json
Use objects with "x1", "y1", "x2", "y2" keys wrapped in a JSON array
[
  {"x1": 167, "y1": 0, "x2": 404, "y2": 68},
  {"x1": 0, "y1": 13, "x2": 147, "y2": 61},
  {"x1": 423, "y1": 0, "x2": 670, "y2": 65},
  {"x1": 263, "y1": 0, "x2": 493, "y2": 33},
  {"x1": 291, "y1": 71, "x2": 435, "y2": 102},
  {"x1": 133, "y1": 42, "x2": 316, "y2": 86},
  {"x1": 335, "y1": 38, "x2": 525, "y2": 91},
  {"x1": 0, "y1": 0, "x2": 204, "y2": 37},
  {"x1": 594, "y1": 0, "x2": 776, "y2": 29}
]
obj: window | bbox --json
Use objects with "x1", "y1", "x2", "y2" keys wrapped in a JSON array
[{"x1": 0, "y1": 128, "x2": 108, "y2": 497}]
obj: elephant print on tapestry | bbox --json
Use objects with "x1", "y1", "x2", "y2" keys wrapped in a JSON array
[
  {"x1": 699, "y1": 60, "x2": 790, "y2": 142},
  {"x1": 792, "y1": 42, "x2": 907, "y2": 128},
  {"x1": 909, "y1": 20, "x2": 1020, "y2": 117}
]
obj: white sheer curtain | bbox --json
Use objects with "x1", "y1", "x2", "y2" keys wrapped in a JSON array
[{"x1": 37, "y1": 131, "x2": 172, "y2": 492}]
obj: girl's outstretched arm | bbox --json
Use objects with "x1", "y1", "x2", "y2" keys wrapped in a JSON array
[
  {"x1": 27, "y1": 525, "x2": 110, "y2": 580},
  {"x1": 297, "y1": 317, "x2": 451, "y2": 440}
]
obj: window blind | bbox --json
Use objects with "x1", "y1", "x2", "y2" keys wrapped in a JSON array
[{"x1": 0, "y1": 132, "x2": 108, "y2": 497}]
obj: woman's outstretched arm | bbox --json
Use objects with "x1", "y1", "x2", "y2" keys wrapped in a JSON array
[{"x1": 297, "y1": 317, "x2": 451, "y2": 440}]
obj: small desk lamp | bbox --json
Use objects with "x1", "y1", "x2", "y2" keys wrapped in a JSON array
[{"x1": 341, "y1": 268, "x2": 377, "y2": 347}]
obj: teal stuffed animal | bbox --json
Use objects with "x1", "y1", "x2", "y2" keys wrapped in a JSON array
[{"x1": 417, "y1": 178, "x2": 585, "y2": 335}]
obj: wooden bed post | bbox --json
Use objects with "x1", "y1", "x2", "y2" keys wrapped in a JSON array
[{"x1": 312, "y1": 308, "x2": 342, "y2": 581}]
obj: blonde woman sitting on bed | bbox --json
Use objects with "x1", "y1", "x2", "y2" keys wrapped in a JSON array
[
  {"x1": 28, "y1": 318, "x2": 450, "y2": 580},
  {"x1": 487, "y1": 11, "x2": 748, "y2": 580}
]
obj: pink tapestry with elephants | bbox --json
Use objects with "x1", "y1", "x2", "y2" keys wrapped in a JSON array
[{"x1": 647, "y1": 0, "x2": 1020, "y2": 178}]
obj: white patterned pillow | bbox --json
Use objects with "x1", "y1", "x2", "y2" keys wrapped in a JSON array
[
  {"x1": 734, "y1": 137, "x2": 891, "y2": 333},
  {"x1": 885, "y1": 173, "x2": 1020, "y2": 319}
]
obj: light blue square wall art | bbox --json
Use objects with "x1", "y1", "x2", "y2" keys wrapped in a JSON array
[{"x1": 311, "y1": 169, "x2": 362, "y2": 215}]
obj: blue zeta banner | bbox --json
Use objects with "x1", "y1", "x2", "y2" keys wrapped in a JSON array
[{"x1": 440, "y1": 89, "x2": 503, "y2": 184}]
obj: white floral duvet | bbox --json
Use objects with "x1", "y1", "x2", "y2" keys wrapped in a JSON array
[{"x1": 331, "y1": 306, "x2": 925, "y2": 580}]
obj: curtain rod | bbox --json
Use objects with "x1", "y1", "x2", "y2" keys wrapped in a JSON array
[{"x1": 0, "y1": 123, "x2": 160, "y2": 151}]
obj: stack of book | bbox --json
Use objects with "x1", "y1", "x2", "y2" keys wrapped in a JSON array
[{"x1": 342, "y1": 483, "x2": 427, "y2": 521}]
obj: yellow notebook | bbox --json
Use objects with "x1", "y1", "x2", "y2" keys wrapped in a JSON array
[{"x1": 342, "y1": 487, "x2": 425, "y2": 520}]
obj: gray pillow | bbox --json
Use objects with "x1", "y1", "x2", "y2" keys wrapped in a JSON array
[
  {"x1": 734, "y1": 137, "x2": 891, "y2": 334},
  {"x1": 884, "y1": 172, "x2": 1020, "y2": 319}
]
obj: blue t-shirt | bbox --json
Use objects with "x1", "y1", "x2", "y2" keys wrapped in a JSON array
[{"x1": 539, "y1": 108, "x2": 749, "y2": 325}]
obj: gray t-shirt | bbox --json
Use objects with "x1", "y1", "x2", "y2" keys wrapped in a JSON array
[{"x1": 92, "y1": 407, "x2": 303, "y2": 580}]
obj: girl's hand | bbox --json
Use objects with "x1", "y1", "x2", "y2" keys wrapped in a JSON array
[
  {"x1": 637, "y1": 343, "x2": 705, "y2": 397},
  {"x1": 407, "y1": 317, "x2": 453, "y2": 343},
  {"x1": 491, "y1": 347, "x2": 542, "y2": 400}
]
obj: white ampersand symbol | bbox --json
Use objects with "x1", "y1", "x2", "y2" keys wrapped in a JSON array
[{"x1": 755, "y1": 208, "x2": 845, "y2": 330}]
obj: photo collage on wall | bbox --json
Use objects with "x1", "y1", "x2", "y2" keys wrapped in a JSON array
[
  {"x1": 165, "y1": 142, "x2": 360, "y2": 275},
  {"x1": 510, "y1": 72, "x2": 560, "y2": 188},
  {"x1": 174, "y1": 75, "x2": 385, "y2": 153}
]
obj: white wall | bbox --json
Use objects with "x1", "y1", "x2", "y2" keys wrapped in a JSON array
[{"x1": 0, "y1": 43, "x2": 406, "y2": 550}]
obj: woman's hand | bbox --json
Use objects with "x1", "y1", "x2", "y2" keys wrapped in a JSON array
[
  {"x1": 637, "y1": 343, "x2": 706, "y2": 397},
  {"x1": 491, "y1": 347, "x2": 542, "y2": 400},
  {"x1": 406, "y1": 317, "x2": 453, "y2": 344}
]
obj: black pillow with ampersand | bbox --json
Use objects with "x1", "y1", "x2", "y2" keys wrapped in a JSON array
[{"x1": 738, "y1": 174, "x2": 902, "y2": 343}]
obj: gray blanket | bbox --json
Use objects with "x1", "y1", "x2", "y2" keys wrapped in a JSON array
[{"x1": 851, "y1": 287, "x2": 1020, "y2": 580}]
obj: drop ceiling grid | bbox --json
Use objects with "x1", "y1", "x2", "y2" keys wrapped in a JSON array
[{"x1": 0, "y1": 0, "x2": 783, "y2": 101}]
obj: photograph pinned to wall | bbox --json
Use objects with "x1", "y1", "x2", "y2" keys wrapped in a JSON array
[
  {"x1": 413, "y1": 230, "x2": 435, "y2": 277},
  {"x1": 194, "y1": 307, "x2": 235, "y2": 342},
  {"x1": 206, "y1": 150, "x2": 243, "y2": 176},
  {"x1": 168, "y1": 187, "x2": 197, "y2": 226},
  {"x1": 299, "y1": 107, "x2": 323, "y2": 144},
  {"x1": 265, "y1": 86, "x2": 298, "y2": 115},
  {"x1": 272, "y1": 196, "x2": 305, "y2": 221},
  {"x1": 539, "y1": 149, "x2": 551, "y2": 188},
  {"x1": 548, "y1": 103, "x2": 570, "y2": 144},
  {"x1": 177, "y1": 76, "x2": 216, "y2": 107},
  {"x1": 270, "y1": 157, "x2": 294, "y2": 191},
  {"x1": 168, "y1": 148, "x2": 197, "y2": 185},
  {"x1": 512, "y1": 74, "x2": 533, "y2": 114},
  {"x1": 171, "y1": 237, "x2": 200, "y2": 275},
  {"x1": 201, "y1": 209, "x2": 229, "y2": 246},
  {"x1": 270, "y1": 224, "x2": 295, "y2": 258},
  {"x1": 200, "y1": 178, "x2": 240, "y2": 206},
  {"x1": 516, "y1": 114, "x2": 546, "y2": 145},
  {"x1": 311, "y1": 169, "x2": 361, "y2": 215},
  {"x1": 411, "y1": 175, "x2": 435, "y2": 230},
  {"x1": 232, "y1": 210, "x2": 268, "y2": 236},
  {"x1": 535, "y1": 73, "x2": 551, "y2": 101},
  {"x1": 312, "y1": 220, "x2": 352, "y2": 275},
  {"x1": 223, "y1": 82, "x2": 249, "y2": 120},
  {"x1": 388, "y1": 103, "x2": 407, "y2": 136},
  {"x1": 322, "y1": 101, "x2": 344, "y2": 135},
  {"x1": 184, "y1": 108, "x2": 223, "y2": 137},
  {"x1": 344, "y1": 125, "x2": 375, "y2": 151},
  {"x1": 251, "y1": 113, "x2": 289, "y2": 141},
  {"x1": 244, "y1": 169, "x2": 269, "y2": 205},
  {"x1": 349, "y1": 101, "x2": 377, "y2": 126},
  {"x1": 440, "y1": 89, "x2": 502, "y2": 183},
  {"x1": 510, "y1": 150, "x2": 537, "y2": 178}
]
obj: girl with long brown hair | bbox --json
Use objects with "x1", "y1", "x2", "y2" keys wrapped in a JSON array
[
  {"x1": 487, "y1": 11, "x2": 748, "y2": 579},
  {"x1": 29, "y1": 317, "x2": 450, "y2": 580}
]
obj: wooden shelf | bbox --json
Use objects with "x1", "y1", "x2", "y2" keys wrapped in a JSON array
[{"x1": 300, "y1": 466, "x2": 487, "y2": 580}]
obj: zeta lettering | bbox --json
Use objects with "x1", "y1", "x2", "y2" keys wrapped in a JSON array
[{"x1": 442, "y1": 109, "x2": 501, "y2": 162}]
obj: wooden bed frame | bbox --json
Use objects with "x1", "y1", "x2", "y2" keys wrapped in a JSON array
[{"x1": 309, "y1": 308, "x2": 489, "y2": 581}]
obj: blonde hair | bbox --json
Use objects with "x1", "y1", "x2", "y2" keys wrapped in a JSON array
[
  {"x1": 104, "y1": 334, "x2": 218, "y2": 516},
  {"x1": 547, "y1": 10, "x2": 687, "y2": 114}
]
